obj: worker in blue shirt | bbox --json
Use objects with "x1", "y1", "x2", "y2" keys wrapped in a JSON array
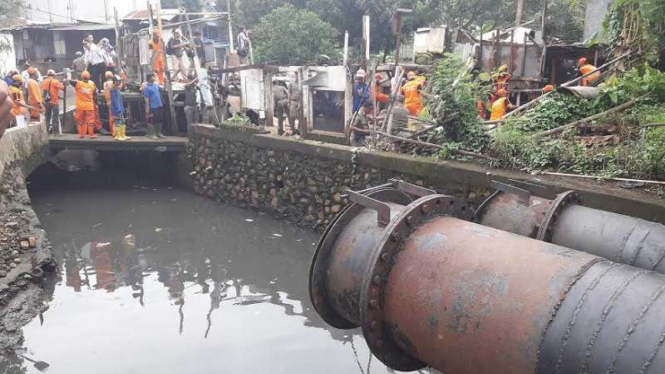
[
  {"x1": 142, "y1": 73, "x2": 164, "y2": 139},
  {"x1": 352, "y1": 69, "x2": 369, "y2": 113},
  {"x1": 110, "y1": 76, "x2": 130, "y2": 141}
]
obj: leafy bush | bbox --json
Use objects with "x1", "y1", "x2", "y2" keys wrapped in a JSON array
[
  {"x1": 426, "y1": 54, "x2": 492, "y2": 153},
  {"x1": 252, "y1": 5, "x2": 340, "y2": 65}
]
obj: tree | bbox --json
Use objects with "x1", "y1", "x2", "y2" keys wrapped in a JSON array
[
  {"x1": 252, "y1": 5, "x2": 340, "y2": 65},
  {"x1": 161, "y1": 0, "x2": 202, "y2": 11}
]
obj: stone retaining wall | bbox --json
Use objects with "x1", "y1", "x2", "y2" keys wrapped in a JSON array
[
  {"x1": 188, "y1": 124, "x2": 491, "y2": 229},
  {"x1": 188, "y1": 124, "x2": 665, "y2": 226}
]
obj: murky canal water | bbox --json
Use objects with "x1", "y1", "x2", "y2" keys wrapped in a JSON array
[{"x1": 7, "y1": 165, "x2": 408, "y2": 374}]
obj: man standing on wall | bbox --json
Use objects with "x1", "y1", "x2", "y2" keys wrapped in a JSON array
[
  {"x1": 288, "y1": 73, "x2": 301, "y2": 135},
  {"x1": 167, "y1": 29, "x2": 189, "y2": 82},
  {"x1": 349, "y1": 102, "x2": 373, "y2": 147},
  {"x1": 143, "y1": 73, "x2": 165, "y2": 139},
  {"x1": 237, "y1": 27, "x2": 251, "y2": 65},
  {"x1": 68, "y1": 71, "x2": 98, "y2": 139},
  {"x1": 26, "y1": 68, "x2": 45, "y2": 123},
  {"x1": 42, "y1": 70, "x2": 64, "y2": 134},
  {"x1": 83, "y1": 39, "x2": 106, "y2": 89}
]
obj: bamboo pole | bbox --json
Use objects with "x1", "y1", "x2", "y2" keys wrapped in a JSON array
[
  {"x1": 540, "y1": 171, "x2": 665, "y2": 186},
  {"x1": 532, "y1": 99, "x2": 637, "y2": 138},
  {"x1": 408, "y1": 117, "x2": 454, "y2": 139},
  {"x1": 154, "y1": 1, "x2": 178, "y2": 135},
  {"x1": 377, "y1": 131, "x2": 499, "y2": 161}
]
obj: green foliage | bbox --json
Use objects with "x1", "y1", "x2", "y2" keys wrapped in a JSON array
[
  {"x1": 161, "y1": 0, "x2": 201, "y2": 11},
  {"x1": 492, "y1": 67, "x2": 665, "y2": 179},
  {"x1": 506, "y1": 93, "x2": 598, "y2": 133},
  {"x1": 251, "y1": 5, "x2": 340, "y2": 65},
  {"x1": 595, "y1": 65, "x2": 665, "y2": 107},
  {"x1": 602, "y1": 0, "x2": 665, "y2": 63},
  {"x1": 225, "y1": 113, "x2": 252, "y2": 126},
  {"x1": 426, "y1": 53, "x2": 491, "y2": 153}
]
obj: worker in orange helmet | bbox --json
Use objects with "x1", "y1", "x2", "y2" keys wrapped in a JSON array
[
  {"x1": 148, "y1": 29, "x2": 165, "y2": 85},
  {"x1": 578, "y1": 57, "x2": 600, "y2": 87},
  {"x1": 542, "y1": 84, "x2": 555, "y2": 94},
  {"x1": 26, "y1": 68, "x2": 45, "y2": 122},
  {"x1": 68, "y1": 70, "x2": 98, "y2": 139},
  {"x1": 490, "y1": 89, "x2": 516, "y2": 121},
  {"x1": 8, "y1": 75, "x2": 38, "y2": 128},
  {"x1": 372, "y1": 73, "x2": 389, "y2": 106},
  {"x1": 400, "y1": 71, "x2": 425, "y2": 116}
]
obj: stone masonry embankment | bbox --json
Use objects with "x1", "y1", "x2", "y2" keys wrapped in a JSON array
[
  {"x1": 0, "y1": 125, "x2": 55, "y2": 356},
  {"x1": 188, "y1": 124, "x2": 665, "y2": 228}
]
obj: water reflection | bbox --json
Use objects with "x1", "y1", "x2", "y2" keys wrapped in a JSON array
[{"x1": 5, "y1": 169, "x2": 413, "y2": 374}]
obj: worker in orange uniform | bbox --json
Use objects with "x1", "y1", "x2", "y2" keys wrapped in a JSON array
[
  {"x1": 9, "y1": 75, "x2": 36, "y2": 128},
  {"x1": 489, "y1": 64, "x2": 511, "y2": 106},
  {"x1": 68, "y1": 71, "x2": 98, "y2": 139},
  {"x1": 401, "y1": 71, "x2": 425, "y2": 116},
  {"x1": 148, "y1": 29, "x2": 166, "y2": 85},
  {"x1": 490, "y1": 89, "x2": 516, "y2": 121},
  {"x1": 41, "y1": 70, "x2": 65, "y2": 134},
  {"x1": 578, "y1": 57, "x2": 600, "y2": 87},
  {"x1": 103, "y1": 71, "x2": 116, "y2": 136},
  {"x1": 372, "y1": 73, "x2": 389, "y2": 107},
  {"x1": 26, "y1": 68, "x2": 45, "y2": 122}
]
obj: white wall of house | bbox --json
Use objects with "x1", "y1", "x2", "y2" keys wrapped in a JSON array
[
  {"x1": 0, "y1": 33, "x2": 17, "y2": 75},
  {"x1": 23, "y1": 0, "x2": 142, "y2": 24}
]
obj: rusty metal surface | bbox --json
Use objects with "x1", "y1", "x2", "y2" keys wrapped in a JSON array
[
  {"x1": 538, "y1": 261, "x2": 665, "y2": 374},
  {"x1": 536, "y1": 190, "x2": 582, "y2": 242},
  {"x1": 377, "y1": 217, "x2": 600, "y2": 374},
  {"x1": 309, "y1": 188, "x2": 412, "y2": 328},
  {"x1": 478, "y1": 191, "x2": 553, "y2": 238},
  {"x1": 360, "y1": 194, "x2": 475, "y2": 371},
  {"x1": 552, "y1": 205, "x2": 665, "y2": 274}
]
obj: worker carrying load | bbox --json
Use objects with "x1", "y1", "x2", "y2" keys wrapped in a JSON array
[
  {"x1": 490, "y1": 89, "x2": 516, "y2": 121},
  {"x1": 578, "y1": 57, "x2": 600, "y2": 87},
  {"x1": 68, "y1": 71, "x2": 98, "y2": 139},
  {"x1": 372, "y1": 73, "x2": 389, "y2": 105},
  {"x1": 401, "y1": 71, "x2": 425, "y2": 116}
]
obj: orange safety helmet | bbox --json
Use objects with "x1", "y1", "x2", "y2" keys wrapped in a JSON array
[
  {"x1": 497, "y1": 88, "x2": 508, "y2": 97},
  {"x1": 11, "y1": 74, "x2": 22, "y2": 83},
  {"x1": 407, "y1": 71, "x2": 417, "y2": 80},
  {"x1": 578, "y1": 57, "x2": 588, "y2": 66},
  {"x1": 27, "y1": 67, "x2": 38, "y2": 76},
  {"x1": 543, "y1": 85, "x2": 555, "y2": 93},
  {"x1": 81, "y1": 71, "x2": 91, "y2": 80}
]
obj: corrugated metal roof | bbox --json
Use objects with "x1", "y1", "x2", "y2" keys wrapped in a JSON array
[
  {"x1": 51, "y1": 24, "x2": 116, "y2": 31},
  {"x1": 122, "y1": 8, "x2": 183, "y2": 22}
]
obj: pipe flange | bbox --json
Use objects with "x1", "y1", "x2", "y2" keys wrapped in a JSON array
[
  {"x1": 359, "y1": 194, "x2": 474, "y2": 371},
  {"x1": 536, "y1": 190, "x2": 582, "y2": 242},
  {"x1": 309, "y1": 188, "x2": 413, "y2": 329}
]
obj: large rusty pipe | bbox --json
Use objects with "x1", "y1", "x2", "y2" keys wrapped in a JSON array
[
  {"x1": 311, "y1": 193, "x2": 665, "y2": 374},
  {"x1": 478, "y1": 189, "x2": 665, "y2": 274}
]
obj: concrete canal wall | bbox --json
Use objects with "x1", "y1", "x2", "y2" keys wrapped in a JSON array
[{"x1": 188, "y1": 124, "x2": 665, "y2": 228}]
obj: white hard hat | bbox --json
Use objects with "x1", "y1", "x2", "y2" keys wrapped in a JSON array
[{"x1": 355, "y1": 69, "x2": 366, "y2": 79}]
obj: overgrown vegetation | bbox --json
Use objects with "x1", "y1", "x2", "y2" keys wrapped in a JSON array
[
  {"x1": 602, "y1": 0, "x2": 665, "y2": 64},
  {"x1": 492, "y1": 65, "x2": 665, "y2": 179},
  {"x1": 424, "y1": 54, "x2": 491, "y2": 154}
]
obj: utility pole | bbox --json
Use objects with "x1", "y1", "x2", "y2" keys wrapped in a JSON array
[
  {"x1": 515, "y1": 0, "x2": 525, "y2": 28},
  {"x1": 540, "y1": 0, "x2": 549, "y2": 78},
  {"x1": 362, "y1": 15, "x2": 370, "y2": 71},
  {"x1": 153, "y1": 1, "x2": 178, "y2": 134},
  {"x1": 226, "y1": 0, "x2": 234, "y2": 51},
  {"x1": 392, "y1": 9, "x2": 412, "y2": 65}
]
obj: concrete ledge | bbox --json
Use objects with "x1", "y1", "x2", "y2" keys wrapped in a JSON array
[
  {"x1": 0, "y1": 125, "x2": 48, "y2": 177},
  {"x1": 48, "y1": 134, "x2": 188, "y2": 152},
  {"x1": 189, "y1": 124, "x2": 665, "y2": 223}
]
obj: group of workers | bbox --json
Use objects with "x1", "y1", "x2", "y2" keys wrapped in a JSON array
[
  {"x1": 349, "y1": 67, "x2": 426, "y2": 147},
  {"x1": 481, "y1": 56, "x2": 600, "y2": 122},
  {"x1": 272, "y1": 74, "x2": 302, "y2": 136}
]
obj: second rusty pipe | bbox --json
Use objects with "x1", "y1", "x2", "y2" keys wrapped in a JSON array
[
  {"x1": 311, "y1": 193, "x2": 665, "y2": 374},
  {"x1": 478, "y1": 188, "x2": 665, "y2": 274}
]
